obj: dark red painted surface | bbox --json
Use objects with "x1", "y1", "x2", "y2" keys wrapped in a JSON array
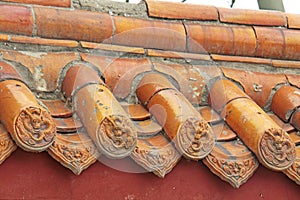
[{"x1": 0, "y1": 149, "x2": 299, "y2": 200}]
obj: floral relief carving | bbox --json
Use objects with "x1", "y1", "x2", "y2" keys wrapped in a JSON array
[
  {"x1": 15, "y1": 106, "x2": 56, "y2": 151},
  {"x1": 0, "y1": 125, "x2": 17, "y2": 164},
  {"x1": 177, "y1": 117, "x2": 215, "y2": 160},
  {"x1": 204, "y1": 154, "x2": 259, "y2": 188},
  {"x1": 48, "y1": 133, "x2": 100, "y2": 175},
  {"x1": 97, "y1": 115, "x2": 137, "y2": 159},
  {"x1": 131, "y1": 141, "x2": 181, "y2": 178},
  {"x1": 260, "y1": 128, "x2": 296, "y2": 170}
]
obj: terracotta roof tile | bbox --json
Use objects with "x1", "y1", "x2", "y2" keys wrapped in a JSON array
[
  {"x1": 34, "y1": 7, "x2": 113, "y2": 43},
  {"x1": 147, "y1": 49, "x2": 211, "y2": 61},
  {"x1": 269, "y1": 113, "x2": 295, "y2": 133},
  {"x1": 10, "y1": 35, "x2": 78, "y2": 48},
  {"x1": 42, "y1": 99, "x2": 72, "y2": 118},
  {"x1": 283, "y1": 29, "x2": 300, "y2": 60},
  {"x1": 210, "y1": 79, "x2": 296, "y2": 171},
  {"x1": 271, "y1": 86, "x2": 300, "y2": 122},
  {"x1": 185, "y1": 24, "x2": 256, "y2": 56},
  {"x1": 211, "y1": 54, "x2": 272, "y2": 65},
  {"x1": 131, "y1": 133, "x2": 181, "y2": 178},
  {"x1": 289, "y1": 131, "x2": 300, "y2": 145},
  {"x1": 0, "y1": 61, "x2": 22, "y2": 81},
  {"x1": 0, "y1": 33, "x2": 9, "y2": 42},
  {"x1": 0, "y1": 4, "x2": 34, "y2": 36},
  {"x1": 0, "y1": 49, "x2": 79, "y2": 91},
  {"x1": 203, "y1": 140, "x2": 259, "y2": 188},
  {"x1": 198, "y1": 106, "x2": 221, "y2": 124},
  {"x1": 1, "y1": 0, "x2": 71, "y2": 7},
  {"x1": 133, "y1": 119, "x2": 162, "y2": 137},
  {"x1": 286, "y1": 74, "x2": 300, "y2": 88},
  {"x1": 145, "y1": 0, "x2": 218, "y2": 21},
  {"x1": 254, "y1": 26, "x2": 285, "y2": 59},
  {"x1": 47, "y1": 132, "x2": 99, "y2": 175},
  {"x1": 286, "y1": 13, "x2": 300, "y2": 29},
  {"x1": 221, "y1": 67, "x2": 287, "y2": 108},
  {"x1": 80, "y1": 42, "x2": 145, "y2": 54},
  {"x1": 0, "y1": 79, "x2": 56, "y2": 152},
  {"x1": 122, "y1": 104, "x2": 151, "y2": 121},
  {"x1": 291, "y1": 109, "x2": 300, "y2": 131},
  {"x1": 219, "y1": 8, "x2": 286, "y2": 26},
  {"x1": 113, "y1": 16, "x2": 186, "y2": 51},
  {"x1": 54, "y1": 117, "x2": 82, "y2": 133},
  {"x1": 272, "y1": 59, "x2": 300, "y2": 68},
  {"x1": 0, "y1": 124, "x2": 17, "y2": 165},
  {"x1": 211, "y1": 123, "x2": 237, "y2": 141}
]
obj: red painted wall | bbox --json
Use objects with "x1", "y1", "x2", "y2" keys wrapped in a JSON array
[{"x1": 0, "y1": 149, "x2": 299, "y2": 199}]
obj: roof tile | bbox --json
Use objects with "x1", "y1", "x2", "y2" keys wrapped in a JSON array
[
  {"x1": 1, "y1": 0, "x2": 71, "y2": 7},
  {"x1": 0, "y1": 79, "x2": 56, "y2": 152},
  {"x1": 42, "y1": 99, "x2": 72, "y2": 118},
  {"x1": 0, "y1": 124, "x2": 17, "y2": 165},
  {"x1": 0, "y1": 4, "x2": 34, "y2": 36},
  {"x1": 271, "y1": 86, "x2": 300, "y2": 122},
  {"x1": 286, "y1": 13, "x2": 300, "y2": 29},
  {"x1": 254, "y1": 26, "x2": 284, "y2": 59},
  {"x1": 34, "y1": 7, "x2": 113, "y2": 43},
  {"x1": 48, "y1": 132, "x2": 99, "y2": 175},
  {"x1": 185, "y1": 24, "x2": 256, "y2": 56},
  {"x1": 268, "y1": 113, "x2": 295, "y2": 133},
  {"x1": 221, "y1": 67, "x2": 287, "y2": 108},
  {"x1": 0, "y1": 34, "x2": 9, "y2": 42},
  {"x1": 133, "y1": 119, "x2": 162, "y2": 137},
  {"x1": 147, "y1": 49, "x2": 211, "y2": 61},
  {"x1": 211, "y1": 123, "x2": 237, "y2": 141},
  {"x1": 211, "y1": 54, "x2": 272, "y2": 65},
  {"x1": 283, "y1": 146, "x2": 300, "y2": 185},
  {"x1": 10, "y1": 35, "x2": 78, "y2": 48},
  {"x1": 80, "y1": 42, "x2": 145, "y2": 54},
  {"x1": 286, "y1": 74, "x2": 300, "y2": 88},
  {"x1": 283, "y1": 29, "x2": 300, "y2": 60},
  {"x1": 272, "y1": 59, "x2": 300, "y2": 68},
  {"x1": 113, "y1": 16, "x2": 186, "y2": 51},
  {"x1": 203, "y1": 140, "x2": 259, "y2": 188},
  {"x1": 219, "y1": 8, "x2": 286, "y2": 26},
  {"x1": 198, "y1": 106, "x2": 221, "y2": 124},
  {"x1": 0, "y1": 49, "x2": 79, "y2": 91},
  {"x1": 145, "y1": 0, "x2": 218, "y2": 21},
  {"x1": 291, "y1": 109, "x2": 300, "y2": 131},
  {"x1": 122, "y1": 104, "x2": 151, "y2": 121},
  {"x1": 54, "y1": 117, "x2": 83, "y2": 133}
]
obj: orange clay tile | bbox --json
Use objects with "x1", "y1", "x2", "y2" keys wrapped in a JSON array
[
  {"x1": 54, "y1": 117, "x2": 83, "y2": 133},
  {"x1": 0, "y1": 34, "x2": 9, "y2": 42},
  {"x1": 289, "y1": 131, "x2": 300, "y2": 145},
  {"x1": 1, "y1": 0, "x2": 71, "y2": 7},
  {"x1": 0, "y1": 61, "x2": 22, "y2": 81},
  {"x1": 291, "y1": 109, "x2": 300, "y2": 131},
  {"x1": 0, "y1": 4, "x2": 33, "y2": 36},
  {"x1": 0, "y1": 124, "x2": 17, "y2": 165},
  {"x1": 219, "y1": 8, "x2": 286, "y2": 26},
  {"x1": 203, "y1": 140, "x2": 259, "y2": 188},
  {"x1": 10, "y1": 35, "x2": 78, "y2": 48},
  {"x1": 122, "y1": 104, "x2": 151, "y2": 121},
  {"x1": 208, "y1": 79, "x2": 250, "y2": 113},
  {"x1": 221, "y1": 67, "x2": 287, "y2": 108},
  {"x1": 74, "y1": 83, "x2": 137, "y2": 159},
  {"x1": 137, "y1": 74, "x2": 215, "y2": 160},
  {"x1": 272, "y1": 59, "x2": 300, "y2": 69},
  {"x1": 81, "y1": 54, "x2": 152, "y2": 99},
  {"x1": 211, "y1": 123, "x2": 237, "y2": 141},
  {"x1": 210, "y1": 79, "x2": 296, "y2": 171},
  {"x1": 48, "y1": 132, "x2": 100, "y2": 175},
  {"x1": 0, "y1": 80, "x2": 56, "y2": 152},
  {"x1": 80, "y1": 42, "x2": 145, "y2": 55},
  {"x1": 145, "y1": 0, "x2": 218, "y2": 21},
  {"x1": 211, "y1": 54, "x2": 272, "y2": 65},
  {"x1": 0, "y1": 49, "x2": 79, "y2": 91},
  {"x1": 136, "y1": 73, "x2": 176, "y2": 106},
  {"x1": 286, "y1": 13, "x2": 300, "y2": 29},
  {"x1": 185, "y1": 24, "x2": 256, "y2": 56},
  {"x1": 62, "y1": 65, "x2": 137, "y2": 158},
  {"x1": 41, "y1": 99, "x2": 72, "y2": 118},
  {"x1": 131, "y1": 133, "x2": 181, "y2": 178},
  {"x1": 198, "y1": 106, "x2": 221, "y2": 124},
  {"x1": 271, "y1": 86, "x2": 300, "y2": 122},
  {"x1": 254, "y1": 26, "x2": 284, "y2": 59},
  {"x1": 147, "y1": 49, "x2": 211, "y2": 61},
  {"x1": 61, "y1": 65, "x2": 103, "y2": 99},
  {"x1": 113, "y1": 16, "x2": 186, "y2": 52},
  {"x1": 284, "y1": 146, "x2": 300, "y2": 185},
  {"x1": 133, "y1": 119, "x2": 162, "y2": 137},
  {"x1": 286, "y1": 74, "x2": 300, "y2": 88},
  {"x1": 269, "y1": 113, "x2": 295, "y2": 133},
  {"x1": 34, "y1": 7, "x2": 113, "y2": 43},
  {"x1": 223, "y1": 98, "x2": 295, "y2": 171},
  {"x1": 283, "y1": 29, "x2": 300, "y2": 60}
]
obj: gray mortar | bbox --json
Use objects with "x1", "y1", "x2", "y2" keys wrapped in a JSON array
[{"x1": 73, "y1": 0, "x2": 148, "y2": 18}]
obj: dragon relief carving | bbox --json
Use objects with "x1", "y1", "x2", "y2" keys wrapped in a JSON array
[
  {"x1": 131, "y1": 142, "x2": 181, "y2": 178},
  {"x1": 48, "y1": 136, "x2": 99, "y2": 175},
  {"x1": 177, "y1": 117, "x2": 215, "y2": 160},
  {"x1": 204, "y1": 154, "x2": 259, "y2": 188},
  {"x1": 284, "y1": 154, "x2": 300, "y2": 185},
  {"x1": 97, "y1": 115, "x2": 137, "y2": 159},
  {"x1": 15, "y1": 106, "x2": 55, "y2": 151},
  {"x1": 260, "y1": 128, "x2": 296, "y2": 170},
  {"x1": 0, "y1": 130, "x2": 17, "y2": 164}
]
